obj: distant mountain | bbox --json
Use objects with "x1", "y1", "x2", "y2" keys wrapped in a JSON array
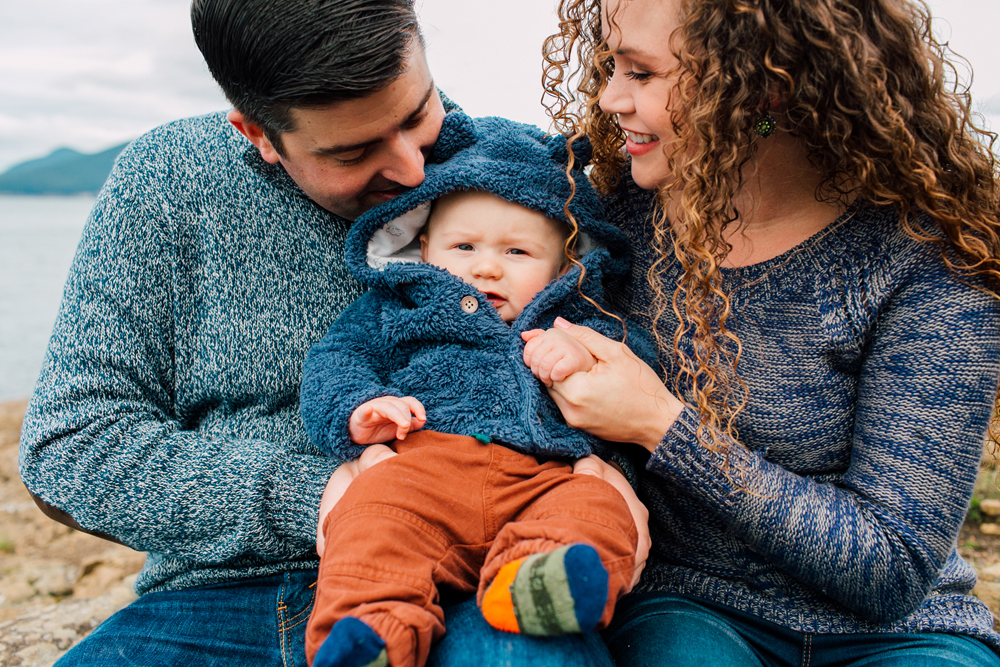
[{"x1": 0, "y1": 143, "x2": 130, "y2": 195}]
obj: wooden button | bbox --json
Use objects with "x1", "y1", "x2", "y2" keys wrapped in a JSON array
[{"x1": 461, "y1": 296, "x2": 478, "y2": 313}]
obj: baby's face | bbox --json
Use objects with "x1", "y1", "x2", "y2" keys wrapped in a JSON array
[{"x1": 420, "y1": 191, "x2": 569, "y2": 322}]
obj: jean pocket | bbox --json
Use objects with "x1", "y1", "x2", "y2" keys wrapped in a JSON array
[{"x1": 278, "y1": 571, "x2": 318, "y2": 667}]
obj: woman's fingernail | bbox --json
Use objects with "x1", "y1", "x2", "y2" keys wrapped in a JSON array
[{"x1": 554, "y1": 317, "x2": 571, "y2": 329}]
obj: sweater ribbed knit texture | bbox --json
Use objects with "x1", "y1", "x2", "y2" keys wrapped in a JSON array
[
  {"x1": 18, "y1": 112, "x2": 369, "y2": 594},
  {"x1": 602, "y1": 174, "x2": 1000, "y2": 652}
]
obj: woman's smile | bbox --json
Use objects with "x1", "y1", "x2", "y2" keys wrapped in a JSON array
[{"x1": 622, "y1": 127, "x2": 661, "y2": 157}]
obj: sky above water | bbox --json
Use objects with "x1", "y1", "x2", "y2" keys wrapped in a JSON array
[{"x1": 1, "y1": 0, "x2": 998, "y2": 172}]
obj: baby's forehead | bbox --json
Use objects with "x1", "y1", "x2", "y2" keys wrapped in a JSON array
[{"x1": 424, "y1": 190, "x2": 568, "y2": 239}]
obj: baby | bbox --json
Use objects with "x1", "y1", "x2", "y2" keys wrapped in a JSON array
[{"x1": 300, "y1": 112, "x2": 654, "y2": 667}]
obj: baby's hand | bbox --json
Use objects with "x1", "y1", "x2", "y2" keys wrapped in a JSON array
[
  {"x1": 349, "y1": 396, "x2": 426, "y2": 444},
  {"x1": 521, "y1": 328, "x2": 597, "y2": 387}
]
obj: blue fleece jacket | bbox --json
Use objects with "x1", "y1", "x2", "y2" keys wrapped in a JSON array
[{"x1": 301, "y1": 113, "x2": 654, "y2": 461}]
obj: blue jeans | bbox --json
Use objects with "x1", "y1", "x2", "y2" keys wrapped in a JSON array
[
  {"x1": 56, "y1": 570, "x2": 614, "y2": 666},
  {"x1": 604, "y1": 593, "x2": 1000, "y2": 667}
]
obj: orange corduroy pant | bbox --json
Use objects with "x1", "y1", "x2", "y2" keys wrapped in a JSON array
[{"x1": 304, "y1": 430, "x2": 637, "y2": 667}]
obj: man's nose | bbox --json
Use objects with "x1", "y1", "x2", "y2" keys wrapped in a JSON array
[{"x1": 380, "y1": 133, "x2": 428, "y2": 189}]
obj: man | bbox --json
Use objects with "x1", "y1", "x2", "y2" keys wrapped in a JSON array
[{"x1": 19, "y1": 1, "x2": 642, "y2": 665}]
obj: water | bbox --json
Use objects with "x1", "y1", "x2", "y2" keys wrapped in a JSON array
[{"x1": 0, "y1": 194, "x2": 94, "y2": 402}]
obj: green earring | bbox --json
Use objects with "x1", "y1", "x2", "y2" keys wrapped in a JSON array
[{"x1": 753, "y1": 110, "x2": 776, "y2": 138}]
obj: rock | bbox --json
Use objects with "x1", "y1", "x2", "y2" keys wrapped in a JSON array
[
  {"x1": 980, "y1": 499, "x2": 1000, "y2": 517},
  {"x1": 32, "y1": 566, "x2": 76, "y2": 597},
  {"x1": 979, "y1": 562, "x2": 1000, "y2": 582},
  {"x1": 974, "y1": 581, "x2": 1000, "y2": 611},
  {"x1": 50, "y1": 626, "x2": 79, "y2": 650},
  {"x1": 15, "y1": 641, "x2": 64, "y2": 667},
  {"x1": 73, "y1": 562, "x2": 128, "y2": 599},
  {"x1": 979, "y1": 522, "x2": 1000, "y2": 535},
  {"x1": 4, "y1": 580, "x2": 37, "y2": 604}
]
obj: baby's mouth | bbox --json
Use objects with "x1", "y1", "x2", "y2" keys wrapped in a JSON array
[{"x1": 483, "y1": 292, "x2": 506, "y2": 307}]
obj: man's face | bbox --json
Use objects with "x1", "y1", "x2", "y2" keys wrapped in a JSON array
[{"x1": 234, "y1": 47, "x2": 445, "y2": 220}]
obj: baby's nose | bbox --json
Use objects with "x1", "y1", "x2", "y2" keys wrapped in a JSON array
[{"x1": 472, "y1": 256, "x2": 502, "y2": 278}]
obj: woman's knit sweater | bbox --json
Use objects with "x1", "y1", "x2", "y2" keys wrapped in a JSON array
[{"x1": 603, "y1": 175, "x2": 1000, "y2": 651}]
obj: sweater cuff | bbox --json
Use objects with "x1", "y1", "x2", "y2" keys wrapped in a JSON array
[
  {"x1": 267, "y1": 453, "x2": 342, "y2": 547},
  {"x1": 646, "y1": 406, "x2": 760, "y2": 512},
  {"x1": 590, "y1": 441, "x2": 644, "y2": 490}
]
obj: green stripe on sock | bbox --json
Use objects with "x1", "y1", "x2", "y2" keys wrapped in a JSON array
[
  {"x1": 510, "y1": 547, "x2": 581, "y2": 635},
  {"x1": 362, "y1": 649, "x2": 388, "y2": 667}
]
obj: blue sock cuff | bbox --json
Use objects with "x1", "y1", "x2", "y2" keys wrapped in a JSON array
[
  {"x1": 313, "y1": 617, "x2": 386, "y2": 667},
  {"x1": 564, "y1": 544, "x2": 608, "y2": 632}
]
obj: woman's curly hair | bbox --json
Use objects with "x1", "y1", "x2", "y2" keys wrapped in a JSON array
[{"x1": 543, "y1": 0, "x2": 1000, "y2": 452}]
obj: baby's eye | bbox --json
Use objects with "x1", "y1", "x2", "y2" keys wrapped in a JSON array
[
  {"x1": 508, "y1": 248, "x2": 528, "y2": 256},
  {"x1": 456, "y1": 243, "x2": 475, "y2": 251}
]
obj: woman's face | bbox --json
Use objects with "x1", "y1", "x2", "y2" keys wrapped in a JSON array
[{"x1": 599, "y1": 0, "x2": 683, "y2": 189}]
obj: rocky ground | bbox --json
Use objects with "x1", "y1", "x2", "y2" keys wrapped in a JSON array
[
  {"x1": 0, "y1": 399, "x2": 998, "y2": 666},
  {"x1": 0, "y1": 400, "x2": 145, "y2": 666}
]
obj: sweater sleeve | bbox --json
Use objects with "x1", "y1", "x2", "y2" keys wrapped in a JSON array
[
  {"x1": 300, "y1": 296, "x2": 404, "y2": 461},
  {"x1": 646, "y1": 252, "x2": 1000, "y2": 623},
  {"x1": 18, "y1": 141, "x2": 339, "y2": 561}
]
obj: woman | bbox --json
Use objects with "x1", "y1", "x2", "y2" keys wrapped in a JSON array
[{"x1": 527, "y1": 0, "x2": 1000, "y2": 664}]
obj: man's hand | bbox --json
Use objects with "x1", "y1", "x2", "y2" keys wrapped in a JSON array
[
  {"x1": 521, "y1": 327, "x2": 597, "y2": 387},
  {"x1": 316, "y1": 444, "x2": 397, "y2": 554},
  {"x1": 349, "y1": 396, "x2": 426, "y2": 444},
  {"x1": 573, "y1": 455, "x2": 650, "y2": 591}
]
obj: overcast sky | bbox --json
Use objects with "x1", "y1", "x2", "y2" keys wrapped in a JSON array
[{"x1": 1, "y1": 0, "x2": 998, "y2": 172}]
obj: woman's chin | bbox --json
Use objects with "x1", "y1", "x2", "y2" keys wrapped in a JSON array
[{"x1": 629, "y1": 164, "x2": 669, "y2": 191}]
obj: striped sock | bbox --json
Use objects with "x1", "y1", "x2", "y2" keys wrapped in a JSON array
[
  {"x1": 313, "y1": 617, "x2": 388, "y2": 667},
  {"x1": 480, "y1": 543, "x2": 608, "y2": 636}
]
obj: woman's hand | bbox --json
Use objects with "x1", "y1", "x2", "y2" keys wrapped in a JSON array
[
  {"x1": 526, "y1": 317, "x2": 684, "y2": 451},
  {"x1": 316, "y1": 444, "x2": 397, "y2": 554},
  {"x1": 573, "y1": 455, "x2": 650, "y2": 590}
]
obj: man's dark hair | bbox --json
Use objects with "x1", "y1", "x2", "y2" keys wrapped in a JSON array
[{"x1": 191, "y1": 0, "x2": 421, "y2": 154}]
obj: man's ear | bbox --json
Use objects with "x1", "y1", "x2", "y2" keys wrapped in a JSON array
[{"x1": 227, "y1": 109, "x2": 282, "y2": 164}]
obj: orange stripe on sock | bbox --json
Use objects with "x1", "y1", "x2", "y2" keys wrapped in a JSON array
[{"x1": 481, "y1": 558, "x2": 523, "y2": 633}]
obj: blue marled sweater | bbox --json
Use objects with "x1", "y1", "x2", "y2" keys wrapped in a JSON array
[
  {"x1": 604, "y1": 175, "x2": 1000, "y2": 651},
  {"x1": 18, "y1": 112, "x2": 369, "y2": 594},
  {"x1": 301, "y1": 113, "x2": 653, "y2": 461}
]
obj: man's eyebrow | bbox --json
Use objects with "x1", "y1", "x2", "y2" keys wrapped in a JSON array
[{"x1": 314, "y1": 83, "x2": 436, "y2": 157}]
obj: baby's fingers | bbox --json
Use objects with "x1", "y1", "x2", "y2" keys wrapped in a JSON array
[
  {"x1": 369, "y1": 401, "x2": 412, "y2": 428},
  {"x1": 549, "y1": 356, "x2": 580, "y2": 384},
  {"x1": 400, "y1": 396, "x2": 427, "y2": 426}
]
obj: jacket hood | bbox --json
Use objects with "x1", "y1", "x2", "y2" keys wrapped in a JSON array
[{"x1": 344, "y1": 111, "x2": 630, "y2": 287}]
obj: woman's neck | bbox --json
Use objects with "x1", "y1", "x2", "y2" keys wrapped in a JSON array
[{"x1": 669, "y1": 132, "x2": 847, "y2": 268}]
